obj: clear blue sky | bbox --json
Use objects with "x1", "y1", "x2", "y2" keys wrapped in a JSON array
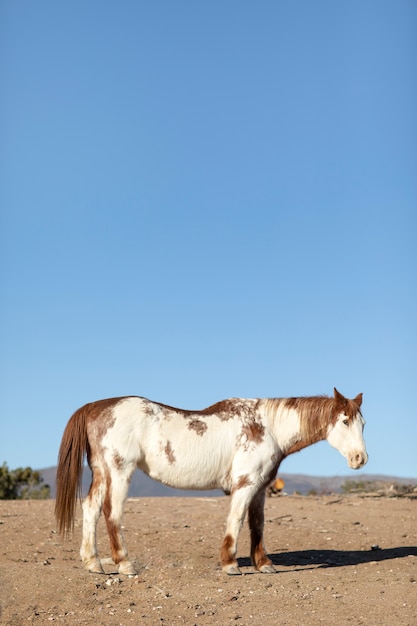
[{"x1": 1, "y1": 1, "x2": 416, "y2": 479}]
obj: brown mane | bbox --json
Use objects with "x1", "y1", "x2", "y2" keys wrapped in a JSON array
[
  {"x1": 263, "y1": 395, "x2": 335, "y2": 446},
  {"x1": 284, "y1": 395, "x2": 336, "y2": 443}
]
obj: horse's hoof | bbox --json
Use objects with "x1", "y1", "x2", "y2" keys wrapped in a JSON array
[
  {"x1": 223, "y1": 564, "x2": 242, "y2": 576},
  {"x1": 85, "y1": 559, "x2": 105, "y2": 574},
  {"x1": 118, "y1": 560, "x2": 137, "y2": 575},
  {"x1": 259, "y1": 564, "x2": 276, "y2": 574}
]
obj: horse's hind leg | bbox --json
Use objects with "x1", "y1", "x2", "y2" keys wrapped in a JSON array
[
  {"x1": 80, "y1": 467, "x2": 106, "y2": 573},
  {"x1": 102, "y1": 464, "x2": 136, "y2": 575},
  {"x1": 248, "y1": 489, "x2": 275, "y2": 573}
]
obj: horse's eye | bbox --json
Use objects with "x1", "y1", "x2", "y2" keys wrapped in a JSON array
[{"x1": 342, "y1": 419, "x2": 349, "y2": 427}]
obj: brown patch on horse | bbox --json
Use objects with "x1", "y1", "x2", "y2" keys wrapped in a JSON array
[
  {"x1": 142, "y1": 399, "x2": 157, "y2": 417},
  {"x1": 102, "y1": 470, "x2": 112, "y2": 520},
  {"x1": 201, "y1": 399, "x2": 238, "y2": 421},
  {"x1": 82, "y1": 400, "x2": 122, "y2": 468},
  {"x1": 232, "y1": 474, "x2": 253, "y2": 494},
  {"x1": 86, "y1": 398, "x2": 125, "y2": 454},
  {"x1": 164, "y1": 441, "x2": 176, "y2": 464},
  {"x1": 102, "y1": 471, "x2": 123, "y2": 564},
  {"x1": 188, "y1": 419, "x2": 208, "y2": 436},
  {"x1": 102, "y1": 472, "x2": 117, "y2": 560},
  {"x1": 87, "y1": 397, "x2": 124, "y2": 421},
  {"x1": 220, "y1": 534, "x2": 235, "y2": 566},
  {"x1": 105, "y1": 518, "x2": 123, "y2": 564},
  {"x1": 113, "y1": 453, "x2": 124, "y2": 470},
  {"x1": 242, "y1": 419, "x2": 265, "y2": 444},
  {"x1": 201, "y1": 398, "x2": 260, "y2": 421}
]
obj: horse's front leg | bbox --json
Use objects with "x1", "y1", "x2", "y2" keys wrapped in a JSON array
[
  {"x1": 248, "y1": 488, "x2": 275, "y2": 573},
  {"x1": 221, "y1": 484, "x2": 257, "y2": 575}
]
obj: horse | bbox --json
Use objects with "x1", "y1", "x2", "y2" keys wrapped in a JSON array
[{"x1": 55, "y1": 387, "x2": 367, "y2": 576}]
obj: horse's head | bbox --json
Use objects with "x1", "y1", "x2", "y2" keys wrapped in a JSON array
[{"x1": 326, "y1": 388, "x2": 368, "y2": 469}]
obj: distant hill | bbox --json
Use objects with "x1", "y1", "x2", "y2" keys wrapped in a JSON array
[{"x1": 40, "y1": 466, "x2": 416, "y2": 498}]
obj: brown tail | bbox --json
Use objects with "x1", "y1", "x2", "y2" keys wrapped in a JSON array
[{"x1": 55, "y1": 404, "x2": 90, "y2": 536}]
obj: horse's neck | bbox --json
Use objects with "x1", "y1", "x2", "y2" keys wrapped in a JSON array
[
  {"x1": 262, "y1": 398, "x2": 329, "y2": 454},
  {"x1": 262, "y1": 400, "x2": 302, "y2": 449}
]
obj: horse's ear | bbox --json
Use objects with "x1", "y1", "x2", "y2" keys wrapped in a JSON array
[
  {"x1": 353, "y1": 392, "x2": 363, "y2": 407},
  {"x1": 333, "y1": 388, "x2": 345, "y2": 403}
]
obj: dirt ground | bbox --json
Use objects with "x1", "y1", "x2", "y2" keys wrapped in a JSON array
[{"x1": 1, "y1": 495, "x2": 416, "y2": 626}]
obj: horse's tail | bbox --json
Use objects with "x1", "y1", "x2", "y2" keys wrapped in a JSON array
[{"x1": 55, "y1": 404, "x2": 90, "y2": 536}]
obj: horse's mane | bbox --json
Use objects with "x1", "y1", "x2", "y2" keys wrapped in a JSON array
[{"x1": 264, "y1": 395, "x2": 336, "y2": 442}]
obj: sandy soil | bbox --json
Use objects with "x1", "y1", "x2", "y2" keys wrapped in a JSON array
[{"x1": 1, "y1": 495, "x2": 416, "y2": 625}]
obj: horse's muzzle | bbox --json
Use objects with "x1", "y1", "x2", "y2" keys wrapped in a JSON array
[{"x1": 348, "y1": 451, "x2": 368, "y2": 470}]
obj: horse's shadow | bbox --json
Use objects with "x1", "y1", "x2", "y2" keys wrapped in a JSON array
[{"x1": 238, "y1": 546, "x2": 417, "y2": 572}]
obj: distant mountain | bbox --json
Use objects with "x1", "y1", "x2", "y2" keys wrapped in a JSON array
[{"x1": 40, "y1": 466, "x2": 416, "y2": 498}]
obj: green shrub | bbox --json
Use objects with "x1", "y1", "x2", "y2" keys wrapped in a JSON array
[{"x1": 0, "y1": 463, "x2": 50, "y2": 499}]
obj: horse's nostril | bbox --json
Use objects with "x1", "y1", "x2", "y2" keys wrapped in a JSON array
[{"x1": 350, "y1": 452, "x2": 365, "y2": 468}]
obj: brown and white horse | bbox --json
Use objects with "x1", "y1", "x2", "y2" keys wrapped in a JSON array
[{"x1": 55, "y1": 388, "x2": 367, "y2": 576}]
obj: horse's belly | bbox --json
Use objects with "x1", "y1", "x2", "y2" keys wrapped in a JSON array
[
  {"x1": 138, "y1": 453, "x2": 229, "y2": 491},
  {"x1": 152, "y1": 471, "x2": 222, "y2": 491},
  {"x1": 135, "y1": 418, "x2": 236, "y2": 491}
]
